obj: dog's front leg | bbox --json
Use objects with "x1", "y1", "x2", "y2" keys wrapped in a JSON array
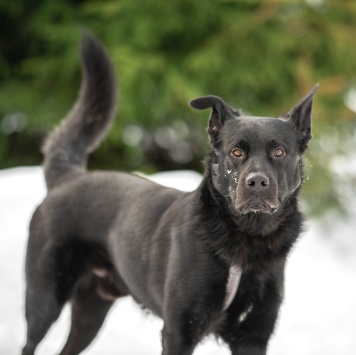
[
  {"x1": 227, "y1": 307, "x2": 276, "y2": 355},
  {"x1": 230, "y1": 344, "x2": 267, "y2": 355},
  {"x1": 161, "y1": 297, "x2": 209, "y2": 355},
  {"x1": 161, "y1": 324, "x2": 196, "y2": 355},
  {"x1": 226, "y1": 273, "x2": 284, "y2": 355}
]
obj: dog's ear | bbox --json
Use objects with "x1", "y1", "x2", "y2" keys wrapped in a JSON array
[
  {"x1": 189, "y1": 95, "x2": 239, "y2": 145},
  {"x1": 287, "y1": 84, "x2": 319, "y2": 150}
]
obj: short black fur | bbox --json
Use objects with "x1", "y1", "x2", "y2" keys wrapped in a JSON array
[{"x1": 22, "y1": 33, "x2": 318, "y2": 355}]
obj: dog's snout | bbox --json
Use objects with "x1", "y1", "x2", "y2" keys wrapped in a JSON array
[{"x1": 246, "y1": 173, "x2": 269, "y2": 191}]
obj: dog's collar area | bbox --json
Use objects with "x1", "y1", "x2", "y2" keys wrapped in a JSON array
[{"x1": 222, "y1": 265, "x2": 242, "y2": 312}]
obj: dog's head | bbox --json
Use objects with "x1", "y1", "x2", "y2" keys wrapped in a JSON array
[{"x1": 190, "y1": 85, "x2": 318, "y2": 215}]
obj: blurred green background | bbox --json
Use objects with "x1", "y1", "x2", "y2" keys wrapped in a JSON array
[{"x1": 0, "y1": 0, "x2": 355, "y2": 216}]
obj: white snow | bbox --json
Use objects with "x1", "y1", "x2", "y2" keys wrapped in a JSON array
[{"x1": 1, "y1": 166, "x2": 355, "y2": 354}]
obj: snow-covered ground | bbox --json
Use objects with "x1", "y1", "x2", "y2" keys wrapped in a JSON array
[{"x1": 1, "y1": 166, "x2": 355, "y2": 355}]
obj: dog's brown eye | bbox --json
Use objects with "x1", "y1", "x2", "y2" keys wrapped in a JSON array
[
  {"x1": 274, "y1": 148, "x2": 285, "y2": 157},
  {"x1": 232, "y1": 148, "x2": 243, "y2": 158}
]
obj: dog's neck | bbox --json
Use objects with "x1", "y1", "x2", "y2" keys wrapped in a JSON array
[
  {"x1": 232, "y1": 209, "x2": 287, "y2": 236},
  {"x1": 197, "y1": 173, "x2": 302, "y2": 268}
]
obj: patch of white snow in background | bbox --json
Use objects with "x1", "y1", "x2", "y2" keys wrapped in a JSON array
[
  {"x1": 0, "y1": 167, "x2": 355, "y2": 354},
  {"x1": 135, "y1": 170, "x2": 203, "y2": 192}
]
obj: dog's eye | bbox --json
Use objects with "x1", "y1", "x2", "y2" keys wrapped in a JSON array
[
  {"x1": 274, "y1": 148, "x2": 285, "y2": 157},
  {"x1": 232, "y1": 148, "x2": 243, "y2": 158}
]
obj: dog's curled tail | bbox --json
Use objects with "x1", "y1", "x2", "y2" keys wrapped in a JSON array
[{"x1": 42, "y1": 32, "x2": 117, "y2": 189}]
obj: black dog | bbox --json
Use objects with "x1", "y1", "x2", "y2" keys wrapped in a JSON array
[{"x1": 22, "y1": 33, "x2": 318, "y2": 355}]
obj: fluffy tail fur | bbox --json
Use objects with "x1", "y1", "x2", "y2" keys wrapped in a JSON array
[{"x1": 42, "y1": 32, "x2": 117, "y2": 189}]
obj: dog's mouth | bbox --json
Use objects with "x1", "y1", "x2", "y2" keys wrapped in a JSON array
[{"x1": 235, "y1": 197, "x2": 279, "y2": 214}]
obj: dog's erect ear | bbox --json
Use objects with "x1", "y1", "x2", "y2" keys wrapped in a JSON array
[
  {"x1": 287, "y1": 84, "x2": 319, "y2": 150},
  {"x1": 189, "y1": 95, "x2": 239, "y2": 145}
]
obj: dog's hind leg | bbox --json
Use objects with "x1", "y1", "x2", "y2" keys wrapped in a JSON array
[
  {"x1": 22, "y1": 286, "x2": 65, "y2": 355},
  {"x1": 22, "y1": 255, "x2": 67, "y2": 355},
  {"x1": 59, "y1": 272, "x2": 116, "y2": 355},
  {"x1": 22, "y1": 217, "x2": 71, "y2": 354}
]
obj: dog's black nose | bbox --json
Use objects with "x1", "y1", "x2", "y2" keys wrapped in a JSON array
[{"x1": 246, "y1": 173, "x2": 269, "y2": 191}]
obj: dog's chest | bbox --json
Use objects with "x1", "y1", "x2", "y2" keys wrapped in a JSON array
[{"x1": 222, "y1": 265, "x2": 242, "y2": 311}]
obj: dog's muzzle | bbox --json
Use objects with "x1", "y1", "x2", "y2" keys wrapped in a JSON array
[{"x1": 234, "y1": 172, "x2": 279, "y2": 214}]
